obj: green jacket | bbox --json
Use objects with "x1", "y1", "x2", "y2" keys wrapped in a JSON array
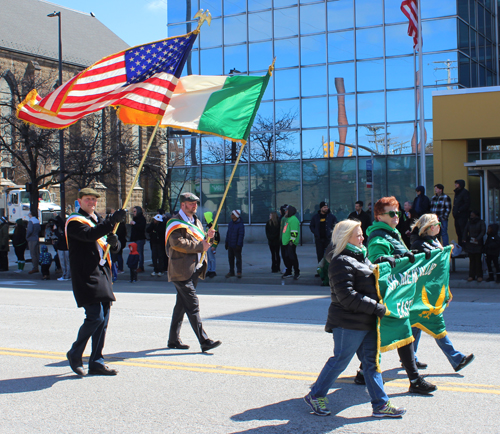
[
  {"x1": 282, "y1": 214, "x2": 300, "y2": 246},
  {"x1": 366, "y1": 221, "x2": 408, "y2": 262}
]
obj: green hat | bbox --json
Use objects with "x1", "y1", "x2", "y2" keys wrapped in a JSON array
[
  {"x1": 180, "y1": 192, "x2": 199, "y2": 203},
  {"x1": 204, "y1": 211, "x2": 213, "y2": 224},
  {"x1": 78, "y1": 187, "x2": 101, "y2": 198}
]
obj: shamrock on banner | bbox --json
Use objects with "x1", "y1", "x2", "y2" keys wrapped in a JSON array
[{"x1": 375, "y1": 246, "x2": 452, "y2": 353}]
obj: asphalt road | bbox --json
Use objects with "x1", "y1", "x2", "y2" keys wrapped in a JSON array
[{"x1": 1, "y1": 279, "x2": 499, "y2": 433}]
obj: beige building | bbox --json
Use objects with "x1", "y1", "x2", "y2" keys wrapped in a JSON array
[
  {"x1": 0, "y1": 0, "x2": 150, "y2": 215},
  {"x1": 433, "y1": 86, "x2": 500, "y2": 241}
]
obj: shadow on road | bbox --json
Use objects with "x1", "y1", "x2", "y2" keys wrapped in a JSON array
[{"x1": 0, "y1": 373, "x2": 82, "y2": 394}]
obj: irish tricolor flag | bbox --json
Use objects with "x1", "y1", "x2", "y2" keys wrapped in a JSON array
[{"x1": 118, "y1": 71, "x2": 271, "y2": 144}]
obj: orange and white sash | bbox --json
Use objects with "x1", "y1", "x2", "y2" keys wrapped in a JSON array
[{"x1": 65, "y1": 213, "x2": 111, "y2": 268}]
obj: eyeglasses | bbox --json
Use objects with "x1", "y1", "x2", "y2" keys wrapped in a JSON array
[{"x1": 382, "y1": 211, "x2": 401, "y2": 218}]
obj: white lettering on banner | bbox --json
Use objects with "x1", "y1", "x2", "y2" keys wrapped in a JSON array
[
  {"x1": 397, "y1": 299, "x2": 414, "y2": 318},
  {"x1": 386, "y1": 262, "x2": 437, "y2": 294}
]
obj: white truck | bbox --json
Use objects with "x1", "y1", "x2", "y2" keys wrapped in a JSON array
[{"x1": 0, "y1": 184, "x2": 61, "y2": 226}]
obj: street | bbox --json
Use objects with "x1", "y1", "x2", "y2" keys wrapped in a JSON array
[{"x1": 1, "y1": 277, "x2": 499, "y2": 434}]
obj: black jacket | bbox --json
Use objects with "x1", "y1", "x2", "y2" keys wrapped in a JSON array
[
  {"x1": 147, "y1": 221, "x2": 166, "y2": 245},
  {"x1": 413, "y1": 186, "x2": 431, "y2": 217},
  {"x1": 310, "y1": 210, "x2": 337, "y2": 240},
  {"x1": 483, "y1": 224, "x2": 500, "y2": 256},
  {"x1": 463, "y1": 217, "x2": 486, "y2": 254},
  {"x1": 348, "y1": 209, "x2": 372, "y2": 239},
  {"x1": 410, "y1": 234, "x2": 442, "y2": 253},
  {"x1": 453, "y1": 180, "x2": 471, "y2": 220},
  {"x1": 325, "y1": 247, "x2": 386, "y2": 332},
  {"x1": 66, "y1": 210, "x2": 119, "y2": 307},
  {"x1": 265, "y1": 221, "x2": 281, "y2": 246},
  {"x1": 130, "y1": 207, "x2": 146, "y2": 241}
]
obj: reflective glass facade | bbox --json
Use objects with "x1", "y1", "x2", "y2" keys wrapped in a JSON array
[{"x1": 167, "y1": 0, "x2": 498, "y2": 224}]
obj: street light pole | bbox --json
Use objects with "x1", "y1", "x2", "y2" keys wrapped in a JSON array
[{"x1": 48, "y1": 11, "x2": 65, "y2": 220}]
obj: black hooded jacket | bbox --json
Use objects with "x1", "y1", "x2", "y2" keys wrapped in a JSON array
[
  {"x1": 130, "y1": 206, "x2": 146, "y2": 241},
  {"x1": 412, "y1": 186, "x2": 431, "y2": 217},
  {"x1": 453, "y1": 180, "x2": 471, "y2": 220},
  {"x1": 484, "y1": 223, "x2": 500, "y2": 257}
]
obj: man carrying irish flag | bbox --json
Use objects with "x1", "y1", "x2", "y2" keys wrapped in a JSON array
[{"x1": 164, "y1": 192, "x2": 221, "y2": 353}]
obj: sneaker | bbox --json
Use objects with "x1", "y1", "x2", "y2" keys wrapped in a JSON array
[
  {"x1": 293, "y1": 274, "x2": 300, "y2": 280},
  {"x1": 454, "y1": 353, "x2": 475, "y2": 372},
  {"x1": 303, "y1": 392, "x2": 331, "y2": 417},
  {"x1": 408, "y1": 375, "x2": 437, "y2": 394},
  {"x1": 354, "y1": 370, "x2": 365, "y2": 385},
  {"x1": 151, "y1": 272, "x2": 157, "y2": 276},
  {"x1": 282, "y1": 272, "x2": 293, "y2": 279},
  {"x1": 416, "y1": 361, "x2": 428, "y2": 369},
  {"x1": 57, "y1": 277, "x2": 65, "y2": 281},
  {"x1": 372, "y1": 401, "x2": 406, "y2": 418},
  {"x1": 157, "y1": 272, "x2": 163, "y2": 276},
  {"x1": 225, "y1": 272, "x2": 235, "y2": 278},
  {"x1": 117, "y1": 270, "x2": 125, "y2": 274}
]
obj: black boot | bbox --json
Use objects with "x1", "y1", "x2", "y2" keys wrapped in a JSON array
[{"x1": 486, "y1": 272, "x2": 495, "y2": 282}]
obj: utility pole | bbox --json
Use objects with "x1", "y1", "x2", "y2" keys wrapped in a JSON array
[{"x1": 432, "y1": 59, "x2": 457, "y2": 89}]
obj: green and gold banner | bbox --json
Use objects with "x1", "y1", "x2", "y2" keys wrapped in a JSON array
[{"x1": 375, "y1": 246, "x2": 452, "y2": 353}]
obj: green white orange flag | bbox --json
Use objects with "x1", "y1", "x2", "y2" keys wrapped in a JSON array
[{"x1": 118, "y1": 68, "x2": 272, "y2": 144}]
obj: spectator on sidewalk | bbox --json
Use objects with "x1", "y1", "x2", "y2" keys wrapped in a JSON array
[
  {"x1": 279, "y1": 204, "x2": 288, "y2": 273},
  {"x1": 147, "y1": 214, "x2": 165, "y2": 276},
  {"x1": 398, "y1": 202, "x2": 418, "y2": 248},
  {"x1": 463, "y1": 210, "x2": 486, "y2": 282},
  {"x1": 310, "y1": 201, "x2": 337, "y2": 263},
  {"x1": 266, "y1": 211, "x2": 281, "y2": 273},
  {"x1": 159, "y1": 209, "x2": 170, "y2": 272},
  {"x1": 45, "y1": 221, "x2": 61, "y2": 273},
  {"x1": 40, "y1": 245, "x2": 52, "y2": 280},
  {"x1": 484, "y1": 223, "x2": 500, "y2": 283},
  {"x1": 26, "y1": 212, "x2": 41, "y2": 274},
  {"x1": 453, "y1": 180, "x2": 471, "y2": 248},
  {"x1": 225, "y1": 209, "x2": 245, "y2": 278},
  {"x1": 53, "y1": 219, "x2": 71, "y2": 281},
  {"x1": 430, "y1": 184, "x2": 452, "y2": 246},
  {"x1": 0, "y1": 216, "x2": 11, "y2": 271},
  {"x1": 12, "y1": 219, "x2": 27, "y2": 272},
  {"x1": 282, "y1": 205, "x2": 301, "y2": 280},
  {"x1": 412, "y1": 186, "x2": 431, "y2": 217},
  {"x1": 127, "y1": 242, "x2": 140, "y2": 283},
  {"x1": 130, "y1": 206, "x2": 146, "y2": 272},
  {"x1": 204, "y1": 211, "x2": 220, "y2": 278},
  {"x1": 348, "y1": 200, "x2": 371, "y2": 243}
]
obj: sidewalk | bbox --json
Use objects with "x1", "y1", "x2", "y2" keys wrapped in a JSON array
[{"x1": 6, "y1": 242, "x2": 499, "y2": 289}]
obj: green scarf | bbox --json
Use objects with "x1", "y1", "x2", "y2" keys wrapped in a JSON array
[{"x1": 345, "y1": 243, "x2": 367, "y2": 258}]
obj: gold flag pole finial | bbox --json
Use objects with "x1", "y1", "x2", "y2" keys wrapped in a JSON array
[
  {"x1": 268, "y1": 57, "x2": 276, "y2": 76},
  {"x1": 194, "y1": 9, "x2": 212, "y2": 32}
]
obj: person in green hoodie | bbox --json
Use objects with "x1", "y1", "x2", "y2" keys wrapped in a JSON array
[
  {"x1": 204, "y1": 211, "x2": 220, "y2": 278},
  {"x1": 282, "y1": 205, "x2": 300, "y2": 280},
  {"x1": 355, "y1": 196, "x2": 437, "y2": 395}
]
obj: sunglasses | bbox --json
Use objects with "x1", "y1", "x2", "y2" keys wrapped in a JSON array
[
  {"x1": 382, "y1": 211, "x2": 402, "y2": 218},
  {"x1": 432, "y1": 222, "x2": 441, "y2": 227}
]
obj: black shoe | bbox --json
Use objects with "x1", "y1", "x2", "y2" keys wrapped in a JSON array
[
  {"x1": 354, "y1": 370, "x2": 365, "y2": 385},
  {"x1": 168, "y1": 341, "x2": 190, "y2": 350},
  {"x1": 408, "y1": 375, "x2": 437, "y2": 394},
  {"x1": 454, "y1": 353, "x2": 475, "y2": 372},
  {"x1": 88, "y1": 364, "x2": 118, "y2": 376},
  {"x1": 314, "y1": 273, "x2": 320, "y2": 277},
  {"x1": 293, "y1": 274, "x2": 300, "y2": 280},
  {"x1": 225, "y1": 272, "x2": 235, "y2": 278},
  {"x1": 66, "y1": 351, "x2": 86, "y2": 376},
  {"x1": 416, "y1": 361, "x2": 428, "y2": 369},
  {"x1": 201, "y1": 339, "x2": 222, "y2": 353},
  {"x1": 281, "y1": 272, "x2": 293, "y2": 279}
]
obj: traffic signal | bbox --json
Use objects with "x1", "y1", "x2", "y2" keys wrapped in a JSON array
[
  {"x1": 323, "y1": 142, "x2": 328, "y2": 158},
  {"x1": 347, "y1": 147, "x2": 353, "y2": 156},
  {"x1": 329, "y1": 141, "x2": 335, "y2": 158}
]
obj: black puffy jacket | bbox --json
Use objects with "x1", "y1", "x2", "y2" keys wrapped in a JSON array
[{"x1": 325, "y1": 247, "x2": 386, "y2": 332}]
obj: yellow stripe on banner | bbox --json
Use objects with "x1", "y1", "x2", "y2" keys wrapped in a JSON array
[{"x1": 1, "y1": 347, "x2": 500, "y2": 395}]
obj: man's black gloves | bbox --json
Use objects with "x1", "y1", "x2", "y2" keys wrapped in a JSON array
[
  {"x1": 110, "y1": 209, "x2": 127, "y2": 224},
  {"x1": 402, "y1": 251, "x2": 415, "y2": 263},
  {"x1": 107, "y1": 233, "x2": 119, "y2": 248},
  {"x1": 374, "y1": 256, "x2": 396, "y2": 268},
  {"x1": 423, "y1": 248, "x2": 432, "y2": 260}
]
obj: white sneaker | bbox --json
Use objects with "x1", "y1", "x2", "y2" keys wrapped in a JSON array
[
  {"x1": 151, "y1": 272, "x2": 157, "y2": 276},
  {"x1": 157, "y1": 272, "x2": 163, "y2": 276},
  {"x1": 57, "y1": 277, "x2": 65, "y2": 281}
]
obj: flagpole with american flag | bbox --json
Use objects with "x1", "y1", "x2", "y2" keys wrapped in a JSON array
[{"x1": 401, "y1": 0, "x2": 426, "y2": 188}]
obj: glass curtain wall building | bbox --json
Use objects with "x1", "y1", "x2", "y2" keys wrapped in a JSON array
[{"x1": 167, "y1": 0, "x2": 498, "y2": 225}]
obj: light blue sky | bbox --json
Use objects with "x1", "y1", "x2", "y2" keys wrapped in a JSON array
[{"x1": 46, "y1": 0, "x2": 169, "y2": 47}]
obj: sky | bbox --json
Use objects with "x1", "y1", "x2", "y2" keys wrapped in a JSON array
[{"x1": 44, "y1": 0, "x2": 169, "y2": 47}]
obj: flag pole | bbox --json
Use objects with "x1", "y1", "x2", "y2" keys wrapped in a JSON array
[
  {"x1": 198, "y1": 141, "x2": 247, "y2": 265},
  {"x1": 103, "y1": 119, "x2": 161, "y2": 259},
  {"x1": 417, "y1": 0, "x2": 426, "y2": 189}
]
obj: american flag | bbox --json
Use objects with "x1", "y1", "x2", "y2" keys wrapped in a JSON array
[
  {"x1": 17, "y1": 32, "x2": 198, "y2": 129},
  {"x1": 401, "y1": 0, "x2": 420, "y2": 49}
]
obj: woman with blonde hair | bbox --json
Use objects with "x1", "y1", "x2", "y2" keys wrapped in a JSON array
[
  {"x1": 304, "y1": 220, "x2": 406, "y2": 418},
  {"x1": 410, "y1": 213, "x2": 475, "y2": 372}
]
